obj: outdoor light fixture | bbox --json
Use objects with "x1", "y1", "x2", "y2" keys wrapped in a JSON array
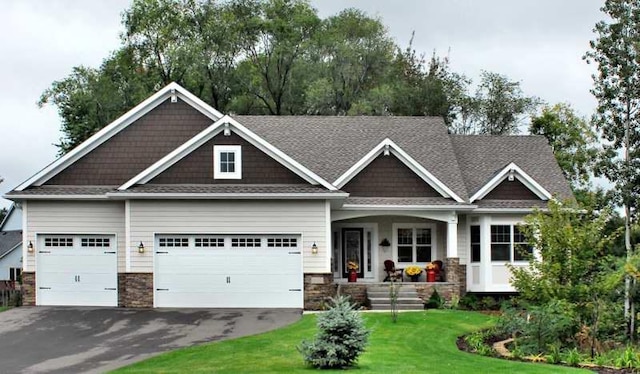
[
  {"x1": 138, "y1": 241, "x2": 145, "y2": 254},
  {"x1": 379, "y1": 238, "x2": 391, "y2": 252},
  {"x1": 27, "y1": 241, "x2": 34, "y2": 253},
  {"x1": 311, "y1": 242, "x2": 318, "y2": 255}
]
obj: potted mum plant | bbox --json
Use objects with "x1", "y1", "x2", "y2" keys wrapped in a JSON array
[{"x1": 405, "y1": 265, "x2": 423, "y2": 282}]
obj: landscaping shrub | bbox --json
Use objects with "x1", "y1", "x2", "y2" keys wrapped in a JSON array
[
  {"x1": 424, "y1": 289, "x2": 444, "y2": 309},
  {"x1": 299, "y1": 296, "x2": 370, "y2": 369},
  {"x1": 459, "y1": 294, "x2": 480, "y2": 310},
  {"x1": 480, "y1": 296, "x2": 498, "y2": 310}
]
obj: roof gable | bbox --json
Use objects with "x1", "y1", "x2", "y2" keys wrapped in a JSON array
[
  {"x1": 0, "y1": 204, "x2": 21, "y2": 231},
  {"x1": 16, "y1": 83, "x2": 223, "y2": 191},
  {"x1": 335, "y1": 138, "x2": 463, "y2": 202},
  {"x1": 469, "y1": 162, "x2": 552, "y2": 202},
  {"x1": 120, "y1": 116, "x2": 337, "y2": 191},
  {"x1": 149, "y1": 131, "x2": 308, "y2": 185}
]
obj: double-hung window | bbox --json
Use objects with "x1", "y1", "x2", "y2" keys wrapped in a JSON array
[
  {"x1": 214, "y1": 145, "x2": 242, "y2": 179},
  {"x1": 395, "y1": 225, "x2": 433, "y2": 263},
  {"x1": 490, "y1": 224, "x2": 532, "y2": 262}
]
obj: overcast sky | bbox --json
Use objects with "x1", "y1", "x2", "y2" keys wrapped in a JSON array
[{"x1": 0, "y1": 0, "x2": 604, "y2": 208}]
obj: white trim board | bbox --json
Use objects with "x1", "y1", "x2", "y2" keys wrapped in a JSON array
[
  {"x1": 118, "y1": 115, "x2": 337, "y2": 191},
  {"x1": 332, "y1": 138, "x2": 464, "y2": 202},
  {"x1": 469, "y1": 162, "x2": 552, "y2": 202},
  {"x1": 15, "y1": 83, "x2": 224, "y2": 191}
]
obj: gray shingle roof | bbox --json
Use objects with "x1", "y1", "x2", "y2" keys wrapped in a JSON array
[
  {"x1": 0, "y1": 230, "x2": 21, "y2": 259},
  {"x1": 474, "y1": 200, "x2": 549, "y2": 209},
  {"x1": 5, "y1": 186, "x2": 116, "y2": 196},
  {"x1": 449, "y1": 135, "x2": 573, "y2": 200},
  {"x1": 235, "y1": 116, "x2": 469, "y2": 201}
]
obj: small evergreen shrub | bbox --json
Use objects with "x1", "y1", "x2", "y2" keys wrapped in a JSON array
[
  {"x1": 424, "y1": 289, "x2": 444, "y2": 309},
  {"x1": 299, "y1": 296, "x2": 370, "y2": 369},
  {"x1": 459, "y1": 294, "x2": 480, "y2": 310}
]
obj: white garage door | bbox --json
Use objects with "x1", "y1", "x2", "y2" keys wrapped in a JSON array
[
  {"x1": 155, "y1": 234, "x2": 303, "y2": 308},
  {"x1": 37, "y1": 235, "x2": 118, "y2": 306}
]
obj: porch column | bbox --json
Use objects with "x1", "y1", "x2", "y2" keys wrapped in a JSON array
[{"x1": 446, "y1": 212, "x2": 458, "y2": 258}]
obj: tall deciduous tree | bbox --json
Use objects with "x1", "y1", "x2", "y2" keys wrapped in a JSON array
[
  {"x1": 529, "y1": 103, "x2": 598, "y2": 193},
  {"x1": 585, "y1": 0, "x2": 640, "y2": 338}
]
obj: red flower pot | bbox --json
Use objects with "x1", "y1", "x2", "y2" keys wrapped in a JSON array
[
  {"x1": 348, "y1": 270, "x2": 358, "y2": 282},
  {"x1": 427, "y1": 269, "x2": 436, "y2": 282}
]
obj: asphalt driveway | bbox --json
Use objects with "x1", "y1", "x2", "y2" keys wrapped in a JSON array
[{"x1": 0, "y1": 307, "x2": 301, "y2": 374}]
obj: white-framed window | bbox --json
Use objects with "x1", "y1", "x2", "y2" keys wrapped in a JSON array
[
  {"x1": 470, "y1": 225, "x2": 481, "y2": 263},
  {"x1": 214, "y1": 145, "x2": 242, "y2": 179},
  {"x1": 490, "y1": 224, "x2": 532, "y2": 262},
  {"x1": 393, "y1": 224, "x2": 435, "y2": 264},
  {"x1": 9, "y1": 268, "x2": 21, "y2": 283}
]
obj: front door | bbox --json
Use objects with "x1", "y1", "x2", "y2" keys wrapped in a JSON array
[{"x1": 342, "y1": 228, "x2": 364, "y2": 278}]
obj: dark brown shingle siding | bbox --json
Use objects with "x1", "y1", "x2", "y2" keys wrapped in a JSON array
[
  {"x1": 481, "y1": 178, "x2": 541, "y2": 200},
  {"x1": 46, "y1": 99, "x2": 213, "y2": 186},
  {"x1": 150, "y1": 132, "x2": 307, "y2": 184},
  {"x1": 343, "y1": 154, "x2": 441, "y2": 197}
]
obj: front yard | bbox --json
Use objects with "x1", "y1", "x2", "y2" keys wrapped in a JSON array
[{"x1": 113, "y1": 310, "x2": 587, "y2": 373}]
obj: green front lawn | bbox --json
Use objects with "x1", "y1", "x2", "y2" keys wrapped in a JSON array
[
  {"x1": 0, "y1": 307, "x2": 8, "y2": 313},
  {"x1": 113, "y1": 310, "x2": 588, "y2": 373}
]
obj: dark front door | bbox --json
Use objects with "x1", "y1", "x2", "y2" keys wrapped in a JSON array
[{"x1": 342, "y1": 228, "x2": 364, "y2": 278}]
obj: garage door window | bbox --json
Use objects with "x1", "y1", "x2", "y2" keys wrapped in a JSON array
[
  {"x1": 231, "y1": 237, "x2": 261, "y2": 247},
  {"x1": 44, "y1": 237, "x2": 74, "y2": 247},
  {"x1": 159, "y1": 238, "x2": 189, "y2": 247},
  {"x1": 195, "y1": 237, "x2": 224, "y2": 247},
  {"x1": 267, "y1": 238, "x2": 297, "y2": 247},
  {"x1": 81, "y1": 238, "x2": 110, "y2": 247}
]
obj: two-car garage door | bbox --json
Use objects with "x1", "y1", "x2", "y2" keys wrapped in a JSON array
[{"x1": 154, "y1": 234, "x2": 303, "y2": 308}]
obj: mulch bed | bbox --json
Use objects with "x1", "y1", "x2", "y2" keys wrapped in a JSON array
[{"x1": 456, "y1": 334, "x2": 635, "y2": 374}]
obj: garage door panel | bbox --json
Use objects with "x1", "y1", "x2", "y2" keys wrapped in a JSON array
[
  {"x1": 37, "y1": 235, "x2": 117, "y2": 307},
  {"x1": 155, "y1": 234, "x2": 303, "y2": 308}
]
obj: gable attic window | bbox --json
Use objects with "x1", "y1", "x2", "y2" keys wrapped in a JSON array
[{"x1": 214, "y1": 145, "x2": 242, "y2": 179}]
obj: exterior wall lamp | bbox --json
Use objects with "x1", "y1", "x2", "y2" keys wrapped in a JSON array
[
  {"x1": 138, "y1": 241, "x2": 145, "y2": 254},
  {"x1": 27, "y1": 241, "x2": 34, "y2": 253},
  {"x1": 379, "y1": 238, "x2": 390, "y2": 252},
  {"x1": 311, "y1": 242, "x2": 318, "y2": 255}
]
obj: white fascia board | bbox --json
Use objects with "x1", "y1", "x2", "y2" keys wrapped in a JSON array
[
  {"x1": 2, "y1": 194, "x2": 109, "y2": 200},
  {"x1": 333, "y1": 138, "x2": 464, "y2": 202},
  {"x1": 119, "y1": 115, "x2": 338, "y2": 191},
  {"x1": 469, "y1": 162, "x2": 553, "y2": 202},
  {"x1": 105, "y1": 192, "x2": 349, "y2": 199},
  {"x1": 15, "y1": 82, "x2": 222, "y2": 191},
  {"x1": 340, "y1": 204, "x2": 476, "y2": 211}
]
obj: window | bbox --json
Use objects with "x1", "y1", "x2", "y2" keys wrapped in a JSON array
[
  {"x1": 231, "y1": 237, "x2": 261, "y2": 247},
  {"x1": 81, "y1": 238, "x2": 110, "y2": 247},
  {"x1": 267, "y1": 237, "x2": 297, "y2": 247},
  {"x1": 195, "y1": 237, "x2": 224, "y2": 247},
  {"x1": 9, "y1": 268, "x2": 21, "y2": 283},
  {"x1": 395, "y1": 225, "x2": 433, "y2": 263},
  {"x1": 44, "y1": 237, "x2": 73, "y2": 247},
  {"x1": 513, "y1": 226, "x2": 533, "y2": 261},
  {"x1": 214, "y1": 145, "x2": 242, "y2": 179},
  {"x1": 490, "y1": 224, "x2": 531, "y2": 262},
  {"x1": 159, "y1": 237, "x2": 189, "y2": 247},
  {"x1": 470, "y1": 225, "x2": 481, "y2": 262}
]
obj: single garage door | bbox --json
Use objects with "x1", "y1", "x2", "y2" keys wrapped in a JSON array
[
  {"x1": 37, "y1": 235, "x2": 118, "y2": 306},
  {"x1": 155, "y1": 234, "x2": 303, "y2": 308}
]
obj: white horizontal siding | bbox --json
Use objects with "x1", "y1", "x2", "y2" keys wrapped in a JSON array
[
  {"x1": 25, "y1": 201, "x2": 126, "y2": 272},
  {"x1": 129, "y1": 200, "x2": 328, "y2": 273}
]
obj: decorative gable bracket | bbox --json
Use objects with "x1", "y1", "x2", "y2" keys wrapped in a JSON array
[
  {"x1": 469, "y1": 162, "x2": 553, "y2": 202},
  {"x1": 332, "y1": 138, "x2": 464, "y2": 203}
]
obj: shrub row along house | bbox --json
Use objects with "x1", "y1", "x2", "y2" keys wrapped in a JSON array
[{"x1": 4, "y1": 83, "x2": 572, "y2": 309}]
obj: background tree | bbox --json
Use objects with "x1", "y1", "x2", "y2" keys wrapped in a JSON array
[
  {"x1": 585, "y1": 0, "x2": 640, "y2": 338},
  {"x1": 529, "y1": 103, "x2": 599, "y2": 202}
]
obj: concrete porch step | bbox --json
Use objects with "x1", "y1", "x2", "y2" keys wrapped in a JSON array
[{"x1": 369, "y1": 297, "x2": 423, "y2": 305}]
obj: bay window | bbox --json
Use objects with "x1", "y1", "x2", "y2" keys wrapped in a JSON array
[{"x1": 490, "y1": 224, "x2": 532, "y2": 262}]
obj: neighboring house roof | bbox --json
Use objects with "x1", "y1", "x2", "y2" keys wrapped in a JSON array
[
  {"x1": 0, "y1": 204, "x2": 22, "y2": 231},
  {"x1": 449, "y1": 135, "x2": 573, "y2": 201},
  {"x1": 0, "y1": 230, "x2": 21, "y2": 260}
]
